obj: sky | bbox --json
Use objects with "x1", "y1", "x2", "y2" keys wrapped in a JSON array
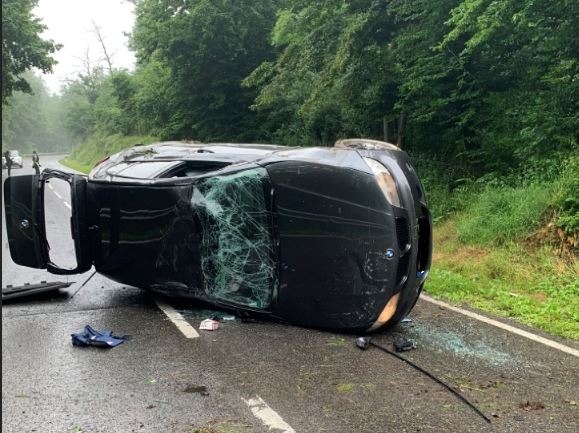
[{"x1": 33, "y1": 0, "x2": 136, "y2": 94}]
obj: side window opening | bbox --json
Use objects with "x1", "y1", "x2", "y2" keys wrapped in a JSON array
[
  {"x1": 159, "y1": 161, "x2": 231, "y2": 178},
  {"x1": 192, "y1": 167, "x2": 276, "y2": 309}
]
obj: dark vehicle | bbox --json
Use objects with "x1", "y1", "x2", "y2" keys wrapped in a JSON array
[{"x1": 3, "y1": 139, "x2": 431, "y2": 332}]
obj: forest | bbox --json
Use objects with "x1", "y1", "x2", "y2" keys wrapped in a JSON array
[{"x1": 2, "y1": 0, "x2": 578, "y2": 337}]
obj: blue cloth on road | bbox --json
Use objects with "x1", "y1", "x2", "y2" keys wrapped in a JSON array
[{"x1": 71, "y1": 325, "x2": 127, "y2": 348}]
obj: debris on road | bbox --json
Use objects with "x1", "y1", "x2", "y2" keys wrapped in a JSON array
[
  {"x1": 176, "y1": 307, "x2": 235, "y2": 323},
  {"x1": 71, "y1": 325, "x2": 128, "y2": 348},
  {"x1": 355, "y1": 337, "x2": 492, "y2": 424},
  {"x1": 2, "y1": 281, "x2": 73, "y2": 301},
  {"x1": 355, "y1": 337, "x2": 371, "y2": 350},
  {"x1": 394, "y1": 338, "x2": 417, "y2": 352},
  {"x1": 183, "y1": 385, "x2": 209, "y2": 396},
  {"x1": 520, "y1": 401, "x2": 545, "y2": 411},
  {"x1": 200, "y1": 319, "x2": 219, "y2": 331}
]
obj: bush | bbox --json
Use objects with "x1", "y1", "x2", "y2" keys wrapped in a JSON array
[
  {"x1": 552, "y1": 155, "x2": 579, "y2": 235},
  {"x1": 68, "y1": 133, "x2": 159, "y2": 169},
  {"x1": 458, "y1": 184, "x2": 552, "y2": 245}
]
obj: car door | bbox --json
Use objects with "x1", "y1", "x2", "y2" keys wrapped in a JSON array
[{"x1": 3, "y1": 169, "x2": 92, "y2": 274}]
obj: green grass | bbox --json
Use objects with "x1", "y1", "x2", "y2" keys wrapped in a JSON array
[
  {"x1": 458, "y1": 184, "x2": 552, "y2": 244},
  {"x1": 421, "y1": 156, "x2": 578, "y2": 340},
  {"x1": 326, "y1": 337, "x2": 347, "y2": 347},
  {"x1": 66, "y1": 133, "x2": 159, "y2": 170},
  {"x1": 336, "y1": 383, "x2": 355, "y2": 393},
  {"x1": 427, "y1": 218, "x2": 579, "y2": 340},
  {"x1": 59, "y1": 158, "x2": 92, "y2": 174}
]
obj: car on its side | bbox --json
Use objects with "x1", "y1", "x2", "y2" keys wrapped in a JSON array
[{"x1": 3, "y1": 139, "x2": 431, "y2": 332}]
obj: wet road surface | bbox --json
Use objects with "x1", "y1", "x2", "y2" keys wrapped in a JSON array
[{"x1": 2, "y1": 156, "x2": 578, "y2": 432}]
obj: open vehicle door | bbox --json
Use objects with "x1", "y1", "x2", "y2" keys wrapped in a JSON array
[{"x1": 3, "y1": 169, "x2": 92, "y2": 274}]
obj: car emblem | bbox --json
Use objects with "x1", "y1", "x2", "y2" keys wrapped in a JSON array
[{"x1": 386, "y1": 249, "x2": 395, "y2": 259}]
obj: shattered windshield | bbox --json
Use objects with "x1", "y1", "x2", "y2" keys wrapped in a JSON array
[{"x1": 193, "y1": 167, "x2": 276, "y2": 309}]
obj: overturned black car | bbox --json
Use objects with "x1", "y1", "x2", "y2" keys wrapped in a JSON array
[{"x1": 4, "y1": 139, "x2": 431, "y2": 332}]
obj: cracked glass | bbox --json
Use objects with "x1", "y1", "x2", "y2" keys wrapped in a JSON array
[{"x1": 193, "y1": 168, "x2": 276, "y2": 309}]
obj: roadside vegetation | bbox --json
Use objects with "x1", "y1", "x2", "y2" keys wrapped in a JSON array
[
  {"x1": 421, "y1": 155, "x2": 578, "y2": 339},
  {"x1": 6, "y1": 0, "x2": 578, "y2": 339},
  {"x1": 60, "y1": 133, "x2": 159, "y2": 173}
]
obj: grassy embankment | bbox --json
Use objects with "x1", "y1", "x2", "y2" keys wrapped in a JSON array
[
  {"x1": 60, "y1": 134, "x2": 159, "y2": 173},
  {"x1": 62, "y1": 136, "x2": 578, "y2": 339},
  {"x1": 420, "y1": 155, "x2": 578, "y2": 340}
]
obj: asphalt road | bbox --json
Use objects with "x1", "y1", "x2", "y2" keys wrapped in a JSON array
[{"x1": 2, "y1": 155, "x2": 578, "y2": 433}]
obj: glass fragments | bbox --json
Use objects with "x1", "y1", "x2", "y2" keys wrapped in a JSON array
[{"x1": 193, "y1": 168, "x2": 276, "y2": 309}]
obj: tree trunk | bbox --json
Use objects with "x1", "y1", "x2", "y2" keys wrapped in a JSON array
[
  {"x1": 396, "y1": 112, "x2": 405, "y2": 148},
  {"x1": 92, "y1": 21, "x2": 113, "y2": 74}
]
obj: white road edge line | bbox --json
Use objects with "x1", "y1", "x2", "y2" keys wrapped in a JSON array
[
  {"x1": 243, "y1": 396, "x2": 296, "y2": 433},
  {"x1": 154, "y1": 298, "x2": 199, "y2": 339},
  {"x1": 54, "y1": 191, "x2": 62, "y2": 199},
  {"x1": 63, "y1": 202, "x2": 71, "y2": 210},
  {"x1": 420, "y1": 294, "x2": 579, "y2": 358}
]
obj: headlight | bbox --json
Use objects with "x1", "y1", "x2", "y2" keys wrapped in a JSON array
[{"x1": 363, "y1": 157, "x2": 401, "y2": 207}]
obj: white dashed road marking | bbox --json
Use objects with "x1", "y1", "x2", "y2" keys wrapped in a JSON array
[
  {"x1": 154, "y1": 299, "x2": 296, "y2": 431},
  {"x1": 154, "y1": 298, "x2": 199, "y2": 338},
  {"x1": 421, "y1": 294, "x2": 579, "y2": 358},
  {"x1": 243, "y1": 396, "x2": 296, "y2": 433}
]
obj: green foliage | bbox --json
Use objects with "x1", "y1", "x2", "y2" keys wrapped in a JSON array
[
  {"x1": 131, "y1": 56, "x2": 183, "y2": 139},
  {"x1": 38, "y1": 0, "x2": 577, "y2": 176},
  {"x1": 552, "y1": 155, "x2": 579, "y2": 235},
  {"x1": 130, "y1": 0, "x2": 280, "y2": 141},
  {"x1": 245, "y1": 0, "x2": 399, "y2": 145},
  {"x1": 428, "y1": 225, "x2": 579, "y2": 340},
  {"x1": 58, "y1": 158, "x2": 92, "y2": 175},
  {"x1": 2, "y1": 0, "x2": 60, "y2": 102},
  {"x1": 416, "y1": 151, "x2": 577, "y2": 241},
  {"x1": 2, "y1": 72, "x2": 74, "y2": 153},
  {"x1": 59, "y1": 68, "x2": 106, "y2": 140},
  {"x1": 458, "y1": 184, "x2": 552, "y2": 244},
  {"x1": 68, "y1": 133, "x2": 159, "y2": 170}
]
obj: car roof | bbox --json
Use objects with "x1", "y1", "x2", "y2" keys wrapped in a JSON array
[{"x1": 89, "y1": 140, "x2": 403, "y2": 182}]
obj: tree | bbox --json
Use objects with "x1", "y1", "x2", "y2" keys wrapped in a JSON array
[
  {"x1": 245, "y1": 0, "x2": 399, "y2": 145},
  {"x1": 2, "y1": 72, "x2": 73, "y2": 153},
  {"x1": 130, "y1": 0, "x2": 280, "y2": 141},
  {"x1": 2, "y1": 0, "x2": 61, "y2": 102}
]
